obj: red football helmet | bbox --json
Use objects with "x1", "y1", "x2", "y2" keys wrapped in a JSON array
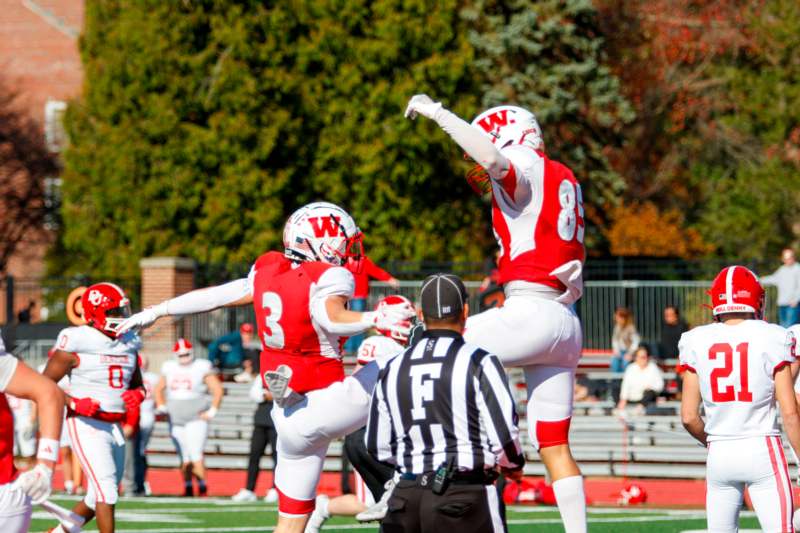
[
  {"x1": 374, "y1": 295, "x2": 415, "y2": 345},
  {"x1": 81, "y1": 282, "x2": 131, "y2": 338},
  {"x1": 709, "y1": 266, "x2": 765, "y2": 319},
  {"x1": 619, "y1": 483, "x2": 647, "y2": 505}
]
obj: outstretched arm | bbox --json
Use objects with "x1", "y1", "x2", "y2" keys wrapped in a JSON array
[
  {"x1": 405, "y1": 94, "x2": 510, "y2": 180},
  {"x1": 118, "y1": 278, "x2": 253, "y2": 333}
]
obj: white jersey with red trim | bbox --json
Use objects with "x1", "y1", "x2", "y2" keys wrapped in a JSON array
[
  {"x1": 356, "y1": 335, "x2": 404, "y2": 366},
  {"x1": 140, "y1": 370, "x2": 159, "y2": 428},
  {"x1": 161, "y1": 358, "x2": 213, "y2": 401},
  {"x1": 55, "y1": 326, "x2": 140, "y2": 413},
  {"x1": 490, "y1": 145, "x2": 585, "y2": 304},
  {"x1": 679, "y1": 320, "x2": 795, "y2": 441},
  {"x1": 789, "y1": 325, "x2": 800, "y2": 394}
]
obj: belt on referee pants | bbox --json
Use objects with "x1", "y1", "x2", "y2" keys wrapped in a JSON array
[{"x1": 400, "y1": 469, "x2": 499, "y2": 486}]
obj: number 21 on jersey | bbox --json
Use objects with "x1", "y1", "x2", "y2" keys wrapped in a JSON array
[{"x1": 708, "y1": 342, "x2": 753, "y2": 402}]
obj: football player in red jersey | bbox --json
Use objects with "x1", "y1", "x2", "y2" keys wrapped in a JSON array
[
  {"x1": 0, "y1": 331, "x2": 64, "y2": 532},
  {"x1": 406, "y1": 96, "x2": 587, "y2": 532},
  {"x1": 119, "y1": 202, "x2": 414, "y2": 533}
]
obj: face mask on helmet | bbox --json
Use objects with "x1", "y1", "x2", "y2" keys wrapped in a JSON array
[
  {"x1": 173, "y1": 338, "x2": 194, "y2": 364},
  {"x1": 283, "y1": 202, "x2": 363, "y2": 268},
  {"x1": 81, "y1": 282, "x2": 131, "y2": 338}
]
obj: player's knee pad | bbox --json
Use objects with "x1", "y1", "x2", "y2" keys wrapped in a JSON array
[
  {"x1": 276, "y1": 487, "x2": 315, "y2": 517},
  {"x1": 531, "y1": 417, "x2": 572, "y2": 450}
]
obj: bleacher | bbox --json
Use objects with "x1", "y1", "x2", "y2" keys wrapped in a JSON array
[{"x1": 145, "y1": 376, "x2": 708, "y2": 480}]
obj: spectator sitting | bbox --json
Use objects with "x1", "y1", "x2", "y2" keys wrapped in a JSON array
[
  {"x1": 207, "y1": 322, "x2": 259, "y2": 382},
  {"x1": 658, "y1": 305, "x2": 689, "y2": 361},
  {"x1": 761, "y1": 248, "x2": 800, "y2": 327},
  {"x1": 611, "y1": 307, "x2": 640, "y2": 373},
  {"x1": 616, "y1": 345, "x2": 665, "y2": 415}
]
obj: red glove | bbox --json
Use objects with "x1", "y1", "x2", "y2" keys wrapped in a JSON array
[
  {"x1": 70, "y1": 397, "x2": 100, "y2": 417},
  {"x1": 121, "y1": 388, "x2": 146, "y2": 410}
]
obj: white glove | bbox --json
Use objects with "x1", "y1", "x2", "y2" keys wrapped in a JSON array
[
  {"x1": 12, "y1": 463, "x2": 53, "y2": 504},
  {"x1": 364, "y1": 303, "x2": 415, "y2": 338},
  {"x1": 117, "y1": 302, "x2": 168, "y2": 334},
  {"x1": 404, "y1": 94, "x2": 442, "y2": 120}
]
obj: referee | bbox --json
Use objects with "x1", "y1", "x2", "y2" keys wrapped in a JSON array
[{"x1": 366, "y1": 273, "x2": 525, "y2": 532}]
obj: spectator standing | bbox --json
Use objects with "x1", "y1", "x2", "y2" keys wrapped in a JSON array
[
  {"x1": 611, "y1": 307, "x2": 641, "y2": 373},
  {"x1": 658, "y1": 306, "x2": 689, "y2": 360},
  {"x1": 231, "y1": 378, "x2": 278, "y2": 503},
  {"x1": 616, "y1": 346, "x2": 665, "y2": 413},
  {"x1": 207, "y1": 323, "x2": 259, "y2": 382},
  {"x1": 761, "y1": 248, "x2": 800, "y2": 327},
  {"x1": 343, "y1": 254, "x2": 399, "y2": 354},
  {"x1": 367, "y1": 274, "x2": 525, "y2": 533}
]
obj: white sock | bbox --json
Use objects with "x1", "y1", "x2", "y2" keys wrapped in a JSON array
[
  {"x1": 552, "y1": 475, "x2": 587, "y2": 533},
  {"x1": 51, "y1": 525, "x2": 68, "y2": 533},
  {"x1": 317, "y1": 495, "x2": 330, "y2": 518},
  {"x1": 64, "y1": 479, "x2": 74, "y2": 492}
]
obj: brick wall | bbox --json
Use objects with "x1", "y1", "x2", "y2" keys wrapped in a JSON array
[{"x1": 140, "y1": 257, "x2": 196, "y2": 371}]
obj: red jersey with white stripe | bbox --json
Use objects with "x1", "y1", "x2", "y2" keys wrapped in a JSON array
[
  {"x1": 161, "y1": 359, "x2": 213, "y2": 401},
  {"x1": 55, "y1": 326, "x2": 140, "y2": 413},
  {"x1": 0, "y1": 394, "x2": 15, "y2": 484},
  {"x1": 679, "y1": 320, "x2": 795, "y2": 441},
  {"x1": 491, "y1": 146, "x2": 585, "y2": 303},
  {"x1": 250, "y1": 251, "x2": 355, "y2": 394}
]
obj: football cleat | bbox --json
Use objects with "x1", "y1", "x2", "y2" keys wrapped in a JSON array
[{"x1": 356, "y1": 478, "x2": 395, "y2": 522}]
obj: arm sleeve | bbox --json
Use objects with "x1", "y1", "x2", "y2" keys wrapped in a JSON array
[
  {"x1": 619, "y1": 370, "x2": 632, "y2": 401},
  {"x1": 366, "y1": 376, "x2": 396, "y2": 465},
  {"x1": 309, "y1": 267, "x2": 372, "y2": 335},
  {"x1": 650, "y1": 365, "x2": 665, "y2": 393},
  {"x1": 431, "y1": 107, "x2": 511, "y2": 181},
  {"x1": 363, "y1": 257, "x2": 393, "y2": 282},
  {"x1": 164, "y1": 278, "x2": 252, "y2": 316},
  {"x1": 475, "y1": 355, "x2": 525, "y2": 469}
]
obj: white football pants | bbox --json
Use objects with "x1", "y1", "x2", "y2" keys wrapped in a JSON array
[
  {"x1": 170, "y1": 419, "x2": 209, "y2": 463},
  {"x1": 271, "y1": 362, "x2": 379, "y2": 516},
  {"x1": 706, "y1": 435, "x2": 794, "y2": 533},
  {"x1": 464, "y1": 293, "x2": 582, "y2": 448},
  {"x1": 66, "y1": 416, "x2": 125, "y2": 508},
  {"x1": 0, "y1": 483, "x2": 31, "y2": 533}
]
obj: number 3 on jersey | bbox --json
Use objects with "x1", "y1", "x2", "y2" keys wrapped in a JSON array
[
  {"x1": 260, "y1": 292, "x2": 285, "y2": 349},
  {"x1": 708, "y1": 342, "x2": 753, "y2": 402},
  {"x1": 557, "y1": 179, "x2": 585, "y2": 243}
]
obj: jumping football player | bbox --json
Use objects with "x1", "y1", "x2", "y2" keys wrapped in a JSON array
[
  {"x1": 680, "y1": 266, "x2": 800, "y2": 532},
  {"x1": 406, "y1": 95, "x2": 587, "y2": 531},
  {"x1": 0, "y1": 330, "x2": 64, "y2": 532},
  {"x1": 305, "y1": 295, "x2": 413, "y2": 532},
  {"x1": 45, "y1": 283, "x2": 145, "y2": 533},
  {"x1": 118, "y1": 202, "x2": 414, "y2": 533}
]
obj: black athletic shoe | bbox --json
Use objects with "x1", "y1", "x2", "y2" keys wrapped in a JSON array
[
  {"x1": 183, "y1": 485, "x2": 193, "y2": 497},
  {"x1": 198, "y1": 484, "x2": 207, "y2": 497}
]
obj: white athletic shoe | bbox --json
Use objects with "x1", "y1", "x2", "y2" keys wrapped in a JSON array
[
  {"x1": 264, "y1": 488, "x2": 278, "y2": 503},
  {"x1": 356, "y1": 479, "x2": 395, "y2": 522},
  {"x1": 231, "y1": 488, "x2": 257, "y2": 502},
  {"x1": 304, "y1": 494, "x2": 330, "y2": 533}
]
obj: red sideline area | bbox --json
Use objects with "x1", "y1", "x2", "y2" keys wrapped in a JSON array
[{"x1": 51, "y1": 468, "x2": 724, "y2": 508}]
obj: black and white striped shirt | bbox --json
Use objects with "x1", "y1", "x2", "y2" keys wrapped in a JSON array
[{"x1": 366, "y1": 329, "x2": 525, "y2": 474}]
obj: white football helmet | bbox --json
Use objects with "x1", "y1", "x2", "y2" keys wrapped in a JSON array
[
  {"x1": 471, "y1": 105, "x2": 543, "y2": 151},
  {"x1": 283, "y1": 202, "x2": 363, "y2": 267}
]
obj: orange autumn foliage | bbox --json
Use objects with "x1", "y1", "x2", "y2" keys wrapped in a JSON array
[{"x1": 605, "y1": 202, "x2": 714, "y2": 258}]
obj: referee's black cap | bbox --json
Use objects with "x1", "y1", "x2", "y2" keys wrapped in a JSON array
[{"x1": 419, "y1": 273, "x2": 468, "y2": 320}]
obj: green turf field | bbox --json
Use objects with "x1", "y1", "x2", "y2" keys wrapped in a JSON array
[{"x1": 30, "y1": 496, "x2": 762, "y2": 532}]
